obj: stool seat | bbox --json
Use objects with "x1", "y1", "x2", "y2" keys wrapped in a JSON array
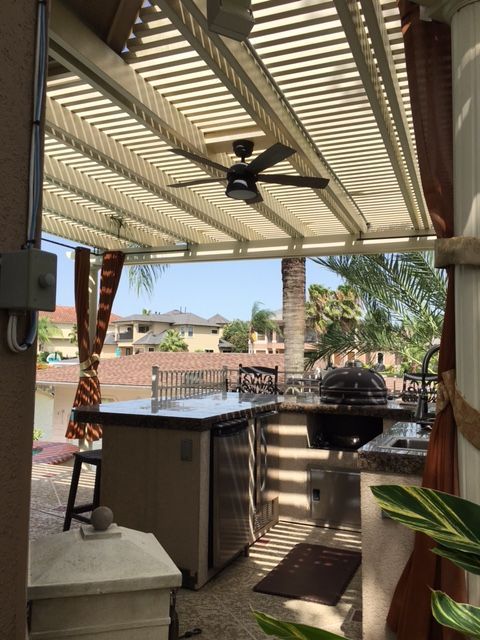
[{"x1": 63, "y1": 449, "x2": 102, "y2": 531}]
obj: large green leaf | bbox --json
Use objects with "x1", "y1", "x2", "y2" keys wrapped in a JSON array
[
  {"x1": 253, "y1": 611, "x2": 348, "y2": 640},
  {"x1": 371, "y1": 486, "x2": 480, "y2": 564},
  {"x1": 431, "y1": 591, "x2": 480, "y2": 638},
  {"x1": 432, "y1": 546, "x2": 480, "y2": 576}
]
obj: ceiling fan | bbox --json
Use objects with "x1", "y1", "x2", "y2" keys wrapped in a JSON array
[{"x1": 167, "y1": 140, "x2": 329, "y2": 203}]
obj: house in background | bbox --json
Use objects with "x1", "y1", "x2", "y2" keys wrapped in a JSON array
[
  {"x1": 104, "y1": 310, "x2": 229, "y2": 356},
  {"x1": 39, "y1": 306, "x2": 120, "y2": 359}
]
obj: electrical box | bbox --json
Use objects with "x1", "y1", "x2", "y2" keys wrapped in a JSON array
[
  {"x1": 207, "y1": 0, "x2": 255, "y2": 42},
  {"x1": 0, "y1": 248, "x2": 57, "y2": 311}
]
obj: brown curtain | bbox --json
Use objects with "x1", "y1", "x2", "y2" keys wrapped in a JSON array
[
  {"x1": 387, "y1": 4, "x2": 466, "y2": 639},
  {"x1": 65, "y1": 248, "x2": 125, "y2": 441}
]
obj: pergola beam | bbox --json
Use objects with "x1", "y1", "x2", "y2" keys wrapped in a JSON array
[
  {"x1": 43, "y1": 155, "x2": 206, "y2": 245},
  {"x1": 43, "y1": 190, "x2": 159, "y2": 247},
  {"x1": 48, "y1": 0, "x2": 311, "y2": 239},
  {"x1": 360, "y1": 0, "x2": 429, "y2": 228},
  {"x1": 155, "y1": 0, "x2": 369, "y2": 235},
  {"x1": 45, "y1": 97, "x2": 261, "y2": 242},
  {"x1": 89, "y1": 230, "x2": 435, "y2": 266},
  {"x1": 334, "y1": 0, "x2": 427, "y2": 230},
  {"x1": 42, "y1": 209, "x2": 134, "y2": 251}
]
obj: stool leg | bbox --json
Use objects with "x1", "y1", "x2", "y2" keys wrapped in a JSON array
[
  {"x1": 63, "y1": 457, "x2": 82, "y2": 531},
  {"x1": 93, "y1": 461, "x2": 102, "y2": 510}
]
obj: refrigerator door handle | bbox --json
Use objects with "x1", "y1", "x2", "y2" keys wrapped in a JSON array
[{"x1": 260, "y1": 424, "x2": 267, "y2": 492}]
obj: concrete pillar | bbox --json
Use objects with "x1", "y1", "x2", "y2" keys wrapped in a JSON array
[
  {"x1": 420, "y1": 0, "x2": 480, "y2": 604},
  {"x1": 0, "y1": 1, "x2": 46, "y2": 637}
]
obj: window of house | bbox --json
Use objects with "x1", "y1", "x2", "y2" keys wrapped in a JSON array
[
  {"x1": 179, "y1": 325, "x2": 193, "y2": 337},
  {"x1": 125, "y1": 348, "x2": 132, "y2": 355},
  {"x1": 138, "y1": 324, "x2": 150, "y2": 334},
  {"x1": 256, "y1": 332, "x2": 265, "y2": 341},
  {"x1": 188, "y1": 326, "x2": 193, "y2": 337},
  {"x1": 204, "y1": 349, "x2": 213, "y2": 353},
  {"x1": 148, "y1": 347, "x2": 155, "y2": 352},
  {"x1": 211, "y1": 329, "x2": 218, "y2": 334}
]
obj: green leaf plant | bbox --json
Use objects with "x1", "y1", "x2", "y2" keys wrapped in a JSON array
[
  {"x1": 371, "y1": 485, "x2": 480, "y2": 638},
  {"x1": 253, "y1": 485, "x2": 480, "y2": 640}
]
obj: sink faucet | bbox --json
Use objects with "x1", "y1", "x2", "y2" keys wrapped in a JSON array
[{"x1": 414, "y1": 344, "x2": 440, "y2": 428}]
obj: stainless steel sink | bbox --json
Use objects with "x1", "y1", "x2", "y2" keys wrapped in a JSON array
[{"x1": 386, "y1": 437, "x2": 429, "y2": 451}]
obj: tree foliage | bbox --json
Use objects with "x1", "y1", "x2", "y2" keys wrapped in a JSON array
[
  {"x1": 37, "y1": 317, "x2": 58, "y2": 350},
  {"x1": 306, "y1": 284, "x2": 361, "y2": 335},
  {"x1": 308, "y1": 253, "x2": 446, "y2": 368},
  {"x1": 249, "y1": 301, "x2": 279, "y2": 343},
  {"x1": 222, "y1": 319, "x2": 249, "y2": 352},
  {"x1": 157, "y1": 329, "x2": 188, "y2": 352},
  {"x1": 127, "y1": 264, "x2": 167, "y2": 297}
]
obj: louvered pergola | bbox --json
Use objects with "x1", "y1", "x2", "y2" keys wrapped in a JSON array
[{"x1": 44, "y1": 0, "x2": 435, "y2": 267}]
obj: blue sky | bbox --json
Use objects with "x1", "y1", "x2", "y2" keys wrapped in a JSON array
[{"x1": 42, "y1": 234, "x2": 342, "y2": 320}]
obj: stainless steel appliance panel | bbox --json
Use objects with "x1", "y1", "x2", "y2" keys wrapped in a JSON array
[
  {"x1": 211, "y1": 419, "x2": 250, "y2": 569},
  {"x1": 310, "y1": 468, "x2": 360, "y2": 531}
]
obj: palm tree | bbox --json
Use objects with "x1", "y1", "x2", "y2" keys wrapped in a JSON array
[
  {"x1": 281, "y1": 258, "x2": 306, "y2": 375},
  {"x1": 157, "y1": 329, "x2": 188, "y2": 352},
  {"x1": 306, "y1": 283, "x2": 361, "y2": 336},
  {"x1": 308, "y1": 252, "x2": 446, "y2": 369},
  {"x1": 248, "y1": 301, "x2": 278, "y2": 354},
  {"x1": 128, "y1": 264, "x2": 167, "y2": 297},
  {"x1": 37, "y1": 317, "x2": 58, "y2": 351},
  {"x1": 68, "y1": 324, "x2": 77, "y2": 344}
]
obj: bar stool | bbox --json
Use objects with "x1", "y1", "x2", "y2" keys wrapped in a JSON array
[{"x1": 63, "y1": 449, "x2": 102, "y2": 531}]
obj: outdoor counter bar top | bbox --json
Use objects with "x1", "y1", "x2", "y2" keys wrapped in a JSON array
[
  {"x1": 280, "y1": 398, "x2": 415, "y2": 419},
  {"x1": 73, "y1": 392, "x2": 281, "y2": 430},
  {"x1": 358, "y1": 421, "x2": 429, "y2": 475},
  {"x1": 74, "y1": 395, "x2": 414, "y2": 430}
]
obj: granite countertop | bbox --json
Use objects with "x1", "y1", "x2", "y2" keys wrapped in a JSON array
[
  {"x1": 279, "y1": 398, "x2": 416, "y2": 419},
  {"x1": 358, "y1": 421, "x2": 430, "y2": 475},
  {"x1": 73, "y1": 392, "x2": 281, "y2": 431}
]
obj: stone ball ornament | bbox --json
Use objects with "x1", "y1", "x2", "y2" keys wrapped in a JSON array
[{"x1": 91, "y1": 506, "x2": 114, "y2": 531}]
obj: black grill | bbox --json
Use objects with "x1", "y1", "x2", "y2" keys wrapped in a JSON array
[{"x1": 320, "y1": 367, "x2": 387, "y2": 405}]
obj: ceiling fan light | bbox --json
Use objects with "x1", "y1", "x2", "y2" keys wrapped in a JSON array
[{"x1": 226, "y1": 178, "x2": 257, "y2": 201}]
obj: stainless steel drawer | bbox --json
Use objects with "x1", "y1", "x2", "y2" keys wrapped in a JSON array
[{"x1": 310, "y1": 468, "x2": 360, "y2": 531}]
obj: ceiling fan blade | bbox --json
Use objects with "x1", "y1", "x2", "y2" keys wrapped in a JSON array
[
  {"x1": 246, "y1": 192, "x2": 263, "y2": 204},
  {"x1": 170, "y1": 148, "x2": 228, "y2": 173},
  {"x1": 167, "y1": 178, "x2": 226, "y2": 188},
  {"x1": 257, "y1": 173, "x2": 329, "y2": 189},
  {"x1": 247, "y1": 143, "x2": 296, "y2": 174}
]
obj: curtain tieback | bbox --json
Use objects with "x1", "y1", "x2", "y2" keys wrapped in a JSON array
[
  {"x1": 437, "y1": 369, "x2": 480, "y2": 450},
  {"x1": 79, "y1": 353, "x2": 100, "y2": 378}
]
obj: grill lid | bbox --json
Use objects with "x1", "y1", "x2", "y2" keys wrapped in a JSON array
[{"x1": 321, "y1": 367, "x2": 387, "y2": 405}]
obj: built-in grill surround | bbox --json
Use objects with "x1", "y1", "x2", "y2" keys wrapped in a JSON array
[{"x1": 321, "y1": 367, "x2": 388, "y2": 405}]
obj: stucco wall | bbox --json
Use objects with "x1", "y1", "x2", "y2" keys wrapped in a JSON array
[
  {"x1": 43, "y1": 384, "x2": 150, "y2": 442},
  {"x1": 0, "y1": 1, "x2": 40, "y2": 636},
  {"x1": 361, "y1": 470, "x2": 421, "y2": 640}
]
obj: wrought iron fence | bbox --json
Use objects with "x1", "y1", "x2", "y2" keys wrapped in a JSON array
[{"x1": 151, "y1": 366, "x2": 229, "y2": 401}]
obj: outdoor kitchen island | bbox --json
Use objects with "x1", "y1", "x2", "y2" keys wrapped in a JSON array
[{"x1": 74, "y1": 392, "x2": 281, "y2": 590}]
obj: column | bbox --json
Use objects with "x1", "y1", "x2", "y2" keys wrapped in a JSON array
[
  {"x1": 422, "y1": 0, "x2": 480, "y2": 604},
  {"x1": 0, "y1": 2, "x2": 45, "y2": 637}
]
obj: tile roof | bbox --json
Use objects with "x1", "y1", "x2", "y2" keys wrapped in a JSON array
[
  {"x1": 113, "y1": 311, "x2": 219, "y2": 327},
  {"x1": 134, "y1": 331, "x2": 167, "y2": 345},
  {"x1": 40, "y1": 306, "x2": 121, "y2": 324},
  {"x1": 36, "y1": 352, "x2": 285, "y2": 387},
  {"x1": 208, "y1": 314, "x2": 229, "y2": 325}
]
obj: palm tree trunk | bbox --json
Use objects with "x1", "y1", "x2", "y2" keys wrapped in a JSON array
[{"x1": 282, "y1": 257, "x2": 305, "y2": 376}]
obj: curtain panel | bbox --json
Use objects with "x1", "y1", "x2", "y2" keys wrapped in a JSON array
[
  {"x1": 65, "y1": 249, "x2": 124, "y2": 441},
  {"x1": 387, "y1": 3, "x2": 466, "y2": 639}
]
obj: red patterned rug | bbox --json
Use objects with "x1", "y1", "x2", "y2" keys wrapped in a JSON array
[{"x1": 32, "y1": 441, "x2": 79, "y2": 465}]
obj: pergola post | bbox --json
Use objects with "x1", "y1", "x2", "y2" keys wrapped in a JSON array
[{"x1": 421, "y1": 0, "x2": 480, "y2": 604}]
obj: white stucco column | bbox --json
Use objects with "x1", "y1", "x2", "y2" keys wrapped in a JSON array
[{"x1": 419, "y1": 0, "x2": 480, "y2": 604}]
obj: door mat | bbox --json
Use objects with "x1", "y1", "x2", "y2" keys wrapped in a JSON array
[{"x1": 253, "y1": 543, "x2": 361, "y2": 606}]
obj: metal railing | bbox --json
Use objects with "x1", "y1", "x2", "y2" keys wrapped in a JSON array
[{"x1": 151, "y1": 366, "x2": 229, "y2": 401}]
